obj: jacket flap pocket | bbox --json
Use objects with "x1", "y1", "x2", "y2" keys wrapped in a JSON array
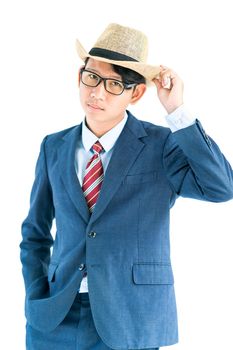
[
  {"x1": 48, "y1": 263, "x2": 58, "y2": 282},
  {"x1": 125, "y1": 172, "x2": 157, "y2": 184},
  {"x1": 132, "y1": 263, "x2": 174, "y2": 285}
]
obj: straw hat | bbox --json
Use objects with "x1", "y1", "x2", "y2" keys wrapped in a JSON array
[{"x1": 76, "y1": 23, "x2": 161, "y2": 82}]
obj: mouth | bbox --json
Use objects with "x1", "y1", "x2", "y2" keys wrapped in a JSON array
[{"x1": 87, "y1": 103, "x2": 104, "y2": 111}]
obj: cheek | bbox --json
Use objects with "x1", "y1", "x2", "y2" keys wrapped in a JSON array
[
  {"x1": 79, "y1": 86, "x2": 88, "y2": 104},
  {"x1": 110, "y1": 95, "x2": 130, "y2": 110}
]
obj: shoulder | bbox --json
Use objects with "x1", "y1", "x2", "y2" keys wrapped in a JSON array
[
  {"x1": 42, "y1": 124, "x2": 81, "y2": 147},
  {"x1": 127, "y1": 110, "x2": 171, "y2": 140},
  {"x1": 141, "y1": 119, "x2": 170, "y2": 137},
  {"x1": 46, "y1": 124, "x2": 80, "y2": 141}
]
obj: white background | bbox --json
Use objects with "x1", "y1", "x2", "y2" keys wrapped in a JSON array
[{"x1": 0, "y1": 0, "x2": 233, "y2": 349}]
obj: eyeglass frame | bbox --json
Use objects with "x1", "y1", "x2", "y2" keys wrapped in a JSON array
[{"x1": 80, "y1": 68, "x2": 137, "y2": 95}]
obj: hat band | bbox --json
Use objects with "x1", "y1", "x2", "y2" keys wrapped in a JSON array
[{"x1": 89, "y1": 47, "x2": 139, "y2": 62}]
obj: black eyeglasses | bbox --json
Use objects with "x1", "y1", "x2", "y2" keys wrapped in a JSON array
[{"x1": 80, "y1": 68, "x2": 137, "y2": 95}]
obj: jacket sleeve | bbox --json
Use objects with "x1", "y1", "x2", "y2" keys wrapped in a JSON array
[
  {"x1": 163, "y1": 119, "x2": 233, "y2": 202},
  {"x1": 20, "y1": 136, "x2": 54, "y2": 291}
]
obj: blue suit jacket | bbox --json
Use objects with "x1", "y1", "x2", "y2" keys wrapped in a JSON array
[{"x1": 20, "y1": 111, "x2": 233, "y2": 349}]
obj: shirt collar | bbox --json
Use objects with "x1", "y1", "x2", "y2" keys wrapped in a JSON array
[{"x1": 82, "y1": 112, "x2": 128, "y2": 153}]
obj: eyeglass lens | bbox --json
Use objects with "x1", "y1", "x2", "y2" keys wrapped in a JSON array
[{"x1": 81, "y1": 70, "x2": 125, "y2": 95}]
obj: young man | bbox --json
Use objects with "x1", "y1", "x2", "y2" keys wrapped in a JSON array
[{"x1": 20, "y1": 23, "x2": 233, "y2": 350}]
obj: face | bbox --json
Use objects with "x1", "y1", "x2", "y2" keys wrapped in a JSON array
[{"x1": 78, "y1": 58, "x2": 146, "y2": 135}]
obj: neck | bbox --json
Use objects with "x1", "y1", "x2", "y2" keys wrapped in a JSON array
[{"x1": 85, "y1": 115, "x2": 125, "y2": 138}]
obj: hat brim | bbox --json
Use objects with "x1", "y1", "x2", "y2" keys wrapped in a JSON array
[{"x1": 76, "y1": 39, "x2": 161, "y2": 84}]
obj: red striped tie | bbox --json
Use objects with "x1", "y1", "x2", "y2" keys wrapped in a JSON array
[{"x1": 82, "y1": 141, "x2": 104, "y2": 213}]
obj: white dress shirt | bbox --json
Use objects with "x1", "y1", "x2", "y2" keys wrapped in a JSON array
[
  {"x1": 165, "y1": 104, "x2": 195, "y2": 132},
  {"x1": 76, "y1": 105, "x2": 195, "y2": 293}
]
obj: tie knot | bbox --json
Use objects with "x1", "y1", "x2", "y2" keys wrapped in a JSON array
[{"x1": 92, "y1": 141, "x2": 103, "y2": 155}]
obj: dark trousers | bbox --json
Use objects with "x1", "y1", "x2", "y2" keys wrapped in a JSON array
[{"x1": 26, "y1": 292, "x2": 159, "y2": 350}]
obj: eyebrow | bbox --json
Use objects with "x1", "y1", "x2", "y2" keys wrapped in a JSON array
[{"x1": 85, "y1": 67, "x2": 122, "y2": 80}]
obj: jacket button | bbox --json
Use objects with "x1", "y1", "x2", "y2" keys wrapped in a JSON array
[
  {"x1": 78, "y1": 264, "x2": 85, "y2": 271},
  {"x1": 88, "y1": 231, "x2": 97, "y2": 238}
]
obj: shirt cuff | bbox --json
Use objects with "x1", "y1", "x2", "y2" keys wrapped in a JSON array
[{"x1": 165, "y1": 105, "x2": 196, "y2": 132}]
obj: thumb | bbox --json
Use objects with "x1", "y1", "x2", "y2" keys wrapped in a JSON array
[{"x1": 153, "y1": 78, "x2": 162, "y2": 90}]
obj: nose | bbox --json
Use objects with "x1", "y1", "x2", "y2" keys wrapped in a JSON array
[{"x1": 90, "y1": 80, "x2": 106, "y2": 99}]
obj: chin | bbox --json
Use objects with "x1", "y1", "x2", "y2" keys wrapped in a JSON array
[{"x1": 85, "y1": 112, "x2": 107, "y2": 123}]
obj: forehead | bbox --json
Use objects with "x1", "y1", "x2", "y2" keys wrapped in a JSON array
[{"x1": 85, "y1": 58, "x2": 121, "y2": 79}]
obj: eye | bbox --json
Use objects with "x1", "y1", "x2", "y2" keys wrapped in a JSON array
[
  {"x1": 88, "y1": 73, "x2": 99, "y2": 81},
  {"x1": 109, "y1": 80, "x2": 123, "y2": 87}
]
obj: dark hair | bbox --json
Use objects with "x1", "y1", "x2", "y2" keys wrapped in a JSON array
[
  {"x1": 84, "y1": 58, "x2": 146, "y2": 85},
  {"x1": 112, "y1": 65, "x2": 146, "y2": 85}
]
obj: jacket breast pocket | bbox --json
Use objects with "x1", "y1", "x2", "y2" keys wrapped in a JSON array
[
  {"x1": 132, "y1": 263, "x2": 174, "y2": 285},
  {"x1": 48, "y1": 262, "x2": 58, "y2": 282},
  {"x1": 125, "y1": 172, "x2": 157, "y2": 185}
]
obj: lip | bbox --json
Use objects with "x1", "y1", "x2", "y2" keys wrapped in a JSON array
[{"x1": 87, "y1": 103, "x2": 104, "y2": 111}]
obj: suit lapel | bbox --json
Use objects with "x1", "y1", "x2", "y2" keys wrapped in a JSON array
[
  {"x1": 58, "y1": 124, "x2": 90, "y2": 223},
  {"x1": 89, "y1": 113, "x2": 147, "y2": 225},
  {"x1": 57, "y1": 113, "x2": 147, "y2": 225}
]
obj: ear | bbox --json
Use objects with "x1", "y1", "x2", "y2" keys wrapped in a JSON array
[{"x1": 130, "y1": 84, "x2": 147, "y2": 105}]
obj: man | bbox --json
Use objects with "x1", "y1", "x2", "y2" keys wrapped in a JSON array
[{"x1": 20, "y1": 23, "x2": 233, "y2": 350}]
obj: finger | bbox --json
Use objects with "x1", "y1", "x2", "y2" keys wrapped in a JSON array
[
  {"x1": 160, "y1": 69, "x2": 178, "y2": 88},
  {"x1": 160, "y1": 64, "x2": 169, "y2": 71},
  {"x1": 153, "y1": 73, "x2": 171, "y2": 89},
  {"x1": 159, "y1": 65, "x2": 177, "y2": 76},
  {"x1": 153, "y1": 77, "x2": 162, "y2": 89},
  {"x1": 161, "y1": 72, "x2": 173, "y2": 88}
]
